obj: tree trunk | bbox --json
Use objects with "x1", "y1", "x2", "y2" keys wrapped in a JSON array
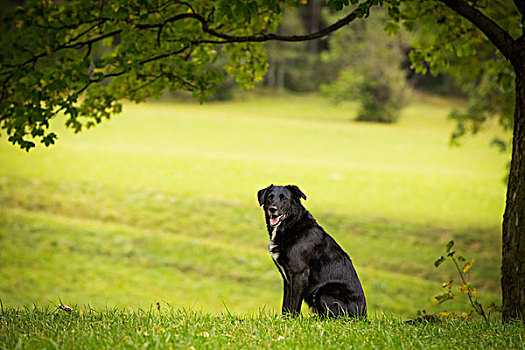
[
  {"x1": 307, "y1": 0, "x2": 321, "y2": 54},
  {"x1": 267, "y1": 56, "x2": 276, "y2": 89},
  {"x1": 501, "y1": 64, "x2": 525, "y2": 321}
]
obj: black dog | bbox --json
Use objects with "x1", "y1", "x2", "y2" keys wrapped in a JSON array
[{"x1": 258, "y1": 184, "x2": 366, "y2": 319}]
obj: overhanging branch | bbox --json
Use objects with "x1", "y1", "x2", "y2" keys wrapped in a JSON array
[
  {"x1": 135, "y1": 0, "x2": 372, "y2": 43},
  {"x1": 7, "y1": 1, "x2": 373, "y2": 73},
  {"x1": 192, "y1": 1, "x2": 372, "y2": 43},
  {"x1": 439, "y1": 0, "x2": 517, "y2": 63}
]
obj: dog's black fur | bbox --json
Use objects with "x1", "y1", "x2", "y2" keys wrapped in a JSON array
[{"x1": 258, "y1": 184, "x2": 366, "y2": 319}]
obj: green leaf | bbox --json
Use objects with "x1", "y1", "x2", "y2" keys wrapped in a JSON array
[
  {"x1": 433, "y1": 291, "x2": 455, "y2": 304},
  {"x1": 445, "y1": 240, "x2": 454, "y2": 253},
  {"x1": 434, "y1": 256, "x2": 445, "y2": 267},
  {"x1": 384, "y1": 22, "x2": 399, "y2": 36},
  {"x1": 327, "y1": 0, "x2": 349, "y2": 11},
  {"x1": 113, "y1": 103, "x2": 122, "y2": 114},
  {"x1": 41, "y1": 132, "x2": 57, "y2": 146},
  {"x1": 94, "y1": 59, "x2": 106, "y2": 69}
]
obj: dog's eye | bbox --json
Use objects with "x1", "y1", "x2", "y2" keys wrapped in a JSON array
[
  {"x1": 268, "y1": 194, "x2": 274, "y2": 200},
  {"x1": 279, "y1": 194, "x2": 286, "y2": 200}
]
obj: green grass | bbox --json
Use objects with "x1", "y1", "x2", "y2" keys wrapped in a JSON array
[
  {"x1": 0, "y1": 93, "x2": 509, "y2": 319},
  {"x1": 1, "y1": 306, "x2": 523, "y2": 349}
]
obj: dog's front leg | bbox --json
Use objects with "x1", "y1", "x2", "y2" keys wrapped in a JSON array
[
  {"x1": 281, "y1": 280, "x2": 291, "y2": 315},
  {"x1": 282, "y1": 270, "x2": 309, "y2": 315}
]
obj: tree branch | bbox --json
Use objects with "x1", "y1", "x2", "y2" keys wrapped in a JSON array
[
  {"x1": 67, "y1": 20, "x2": 107, "y2": 45},
  {"x1": 189, "y1": 2, "x2": 372, "y2": 43},
  {"x1": 439, "y1": 0, "x2": 516, "y2": 62},
  {"x1": 34, "y1": 17, "x2": 105, "y2": 30},
  {"x1": 8, "y1": 0, "x2": 373, "y2": 73},
  {"x1": 75, "y1": 45, "x2": 192, "y2": 96},
  {"x1": 135, "y1": 0, "x2": 372, "y2": 43}
]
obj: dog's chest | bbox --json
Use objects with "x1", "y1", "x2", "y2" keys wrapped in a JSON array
[
  {"x1": 268, "y1": 227, "x2": 289, "y2": 282},
  {"x1": 268, "y1": 227, "x2": 280, "y2": 260},
  {"x1": 268, "y1": 241, "x2": 280, "y2": 260}
]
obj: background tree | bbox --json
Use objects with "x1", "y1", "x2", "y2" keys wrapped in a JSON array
[
  {"x1": 1, "y1": 0, "x2": 523, "y2": 320},
  {"x1": 264, "y1": 0, "x2": 334, "y2": 92},
  {"x1": 321, "y1": 9, "x2": 408, "y2": 123}
]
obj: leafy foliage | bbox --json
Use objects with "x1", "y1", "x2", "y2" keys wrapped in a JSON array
[
  {"x1": 0, "y1": 0, "x2": 291, "y2": 150},
  {"x1": 433, "y1": 240, "x2": 500, "y2": 322},
  {"x1": 393, "y1": 1, "x2": 519, "y2": 146},
  {"x1": 0, "y1": 0, "x2": 390, "y2": 151},
  {"x1": 3, "y1": 0, "x2": 520, "y2": 151}
]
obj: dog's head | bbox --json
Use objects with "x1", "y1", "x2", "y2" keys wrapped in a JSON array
[{"x1": 257, "y1": 184, "x2": 307, "y2": 227}]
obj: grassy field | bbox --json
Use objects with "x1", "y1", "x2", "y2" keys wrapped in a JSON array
[
  {"x1": 1, "y1": 306, "x2": 524, "y2": 349},
  {"x1": 0, "y1": 93, "x2": 509, "y2": 319}
]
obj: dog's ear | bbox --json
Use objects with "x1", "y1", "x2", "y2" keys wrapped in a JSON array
[
  {"x1": 257, "y1": 184, "x2": 274, "y2": 206},
  {"x1": 286, "y1": 185, "x2": 307, "y2": 201}
]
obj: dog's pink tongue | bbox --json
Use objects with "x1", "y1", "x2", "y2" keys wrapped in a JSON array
[{"x1": 270, "y1": 217, "x2": 279, "y2": 226}]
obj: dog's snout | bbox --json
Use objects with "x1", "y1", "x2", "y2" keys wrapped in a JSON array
[{"x1": 268, "y1": 206, "x2": 278, "y2": 214}]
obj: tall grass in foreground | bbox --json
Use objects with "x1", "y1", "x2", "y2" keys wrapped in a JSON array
[{"x1": 0, "y1": 306, "x2": 523, "y2": 349}]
